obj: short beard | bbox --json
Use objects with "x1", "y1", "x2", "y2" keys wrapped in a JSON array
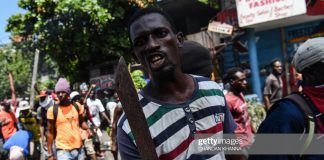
[
  {"x1": 59, "y1": 97, "x2": 70, "y2": 106},
  {"x1": 152, "y1": 63, "x2": 176, "y2": 81}
]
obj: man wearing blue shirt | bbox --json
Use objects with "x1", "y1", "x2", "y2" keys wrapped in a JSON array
[{"x1": 4, "y1": 130, "x2": 33, "y2": 160}]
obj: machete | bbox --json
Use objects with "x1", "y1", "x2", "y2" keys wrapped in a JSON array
[{"x1": 115, "y1": 57, "x2": 158, "y2": 160}]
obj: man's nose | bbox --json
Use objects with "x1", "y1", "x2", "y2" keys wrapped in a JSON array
[{"x1": 146, "y1": 35, "x2": 160, "y2": 51}]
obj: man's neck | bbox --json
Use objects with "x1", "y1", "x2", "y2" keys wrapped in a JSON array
[
  {"x1": 272, "y1": 72, "x2": 281, "y2": 77},
  {"x1": 59, "y1": 101, "x2": 71, "y2": 107},
  {"x1": 229, "y1": 88, "x2": 242, "y2": 96},
  {"x1": 145, "y1": 73, "x2": 195, "y2": 103}
]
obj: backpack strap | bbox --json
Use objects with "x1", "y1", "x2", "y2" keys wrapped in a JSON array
[
  {"x1": 41, "y1": 107, "x2": 47, "y2": 127},
  {"x1": 72, "y1": 102, "x2": 83, "y2": 127},
  {"x1": 284, "y1": 93, "x2": 315, "y2": 156},
  {"x1": 53, "y1": 103, "x2": 59, "y2": 138},
  {"x1": 53, "y1": 103, "x2": 59, "y2": 125}
]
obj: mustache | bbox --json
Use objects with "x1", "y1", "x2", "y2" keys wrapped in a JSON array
[{"x1": 144, "y1": 51, "x2": 166, "y2": 63}]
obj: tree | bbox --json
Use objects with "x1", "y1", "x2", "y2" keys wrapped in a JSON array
[
  {"x1": 6, "y1": 0, "x2": 145, "y2": 82},
  {"x1": 0, "y1": 44, "x2": 33, "y2": 101},
  {"x1": 198, "y1": 0, "x2": 220, "y2": 9}
]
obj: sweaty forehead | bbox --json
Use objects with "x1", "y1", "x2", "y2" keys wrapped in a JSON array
[
  {"x1": 130, "y1": 13, "x2": 172, "y2": 39},
  {"x1": 235, "y1": 71, "x2": 245, "y2": 79},
  {"x1": 274, "y1": 61, "x2": 282, "y2": 66}
]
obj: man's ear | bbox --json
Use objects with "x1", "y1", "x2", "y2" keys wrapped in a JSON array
[
  {"x1": 176, "y1": 32, "x2": 184, "y2": 48},
  {"x1": 229, "y1": 79, "x2": 235, "y2": 86},
  {"x1": 302, "y1": 68, "x2": 317, "y2": 84}
]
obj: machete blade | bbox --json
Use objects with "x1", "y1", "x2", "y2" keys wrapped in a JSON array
[{"x1": 115, "y1": 56, "x2": 158, "y2": 160}]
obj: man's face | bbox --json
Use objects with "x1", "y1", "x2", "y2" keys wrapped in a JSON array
[
  {"x1": 231, "y1": 71, "x2": 247, "y2": 92},
  {"x1": 90, "y1": 91, "x2": 95, "y2": 100},
  {"x1": 56, "y1": 91, "x2": 69, "y2": 103},
  {"x1": 20, "y1": 109, "x2": 29, "y2": 116},
  {"x1": 130, "y1": 13, "x2": 183, "y2": 78},
  {"x1": 39, "y1": 96, "x2": 47, "y2": 102},
  {"x1": 3, "y1": 103, "x2": 10, "y2": 112},
  {"x1": 272, "y1": 61, "x2": 282, "y2": 75}
]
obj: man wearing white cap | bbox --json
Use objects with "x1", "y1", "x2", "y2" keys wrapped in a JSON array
[
  {"x1": 17, "y1": 101, "x2": 40, "y2": 159},
  {"x1": 250, "y1": 37, "x2": 324, "y2": 159}
]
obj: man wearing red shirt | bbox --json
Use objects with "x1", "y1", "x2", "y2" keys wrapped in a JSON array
[
  {"x1": 224, "y1": 68, "x2": 254, "y2": 149},
  {"x1": 0, "y1": 102, "x2": 17, "y2": 141}
]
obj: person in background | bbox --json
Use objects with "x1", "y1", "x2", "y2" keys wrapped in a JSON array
[
  {"x1": 224, "y1": 68, "x2": 254, "y2": 160},
  {"x1": 107, "y1": 92, "x2": 122, "y2": 160},
  {"x1": 17, "y1": 100, "x2": 41, "y2": 159},
  {"x1": 0, "y1": 101, "x2": 17, "y2": 141},
  {"x1": 70, "y1": 91, "x2": 97, "y2": 160},
  {"x1": 3, "y1": 130, "x2": 33, "y2": 160},
  {"x1": 47, "y1": 78, "x2": 90, "y2": 160},
  {"x1": 36, "y1": 90, "x2": 55, "y2": 160},
  {"x1": 250, "y1": 37, "x2": 324, "y2": 160},
  {"x1": 179, "y1": 40, "x2": 213, "y2": 78},
  {"x1": 263, "y1": 59, "x2": 283, "y2": 111},
  {"x1": 86, "y1": 89, "x2": 111, "y2": 157}
]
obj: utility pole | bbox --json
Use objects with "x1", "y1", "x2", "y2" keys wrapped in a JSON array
[
  {"x1": 281, "y1": 28, "x2": 291, "y2": 95},
  {"x1": 8, "y1": 70, "x2": 17, "y2": 107},
  {"x1": 30, "y1": 49, "x2": 39, "y2": 109}
]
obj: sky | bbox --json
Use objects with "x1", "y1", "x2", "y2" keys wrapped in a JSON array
[{"x1": 0, "y1": 0, "x2": 26, "y2": 44}]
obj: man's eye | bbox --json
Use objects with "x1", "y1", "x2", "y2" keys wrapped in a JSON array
[
  {"x1": 134, "y1": 38, "x2": 145, "y2": 47},
  {"x1": 156, "y1": 30, "x2": 167, "y2": 38}
]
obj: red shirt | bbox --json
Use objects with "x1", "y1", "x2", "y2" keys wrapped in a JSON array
[
  {"x1": 0, "y1": 111, "x2": 17, "y2": 140},
  {"x1": 225, "y1": 92, "x2": 254, "y2": 147}
]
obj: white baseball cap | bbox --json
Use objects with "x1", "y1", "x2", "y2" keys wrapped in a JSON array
[
  {"x1": 18, "y1": 101, "x2": 30, "y2": 110},
  {"x1": 9, "y1": 146, "x2": 24, "y2": 160},
  {"x1": 70, "y1": 91, "x2": 80, "y2": 100}
]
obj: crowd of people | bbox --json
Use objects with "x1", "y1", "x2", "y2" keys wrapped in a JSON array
[
  {"x1": 0, "y1": 79, "x2": 122, "y2": 160},
  {"x1": 1, "y1": 6, "x2": 323, "y2": 160}
]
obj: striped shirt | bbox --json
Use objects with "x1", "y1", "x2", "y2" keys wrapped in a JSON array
[{"x1": 117, "y1": 76, "x2": 236, "y2": 160}]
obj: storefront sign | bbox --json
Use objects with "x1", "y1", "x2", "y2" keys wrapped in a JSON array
[
  {"x1": 236, "y1": 0, "x2": 307, "y2": 27},
  {"x1": 89, "y1": 74, "x2": 115, "y2": 90},
  {"x1": 208, "y1": 21, "x2": 234, "y2": 35}
]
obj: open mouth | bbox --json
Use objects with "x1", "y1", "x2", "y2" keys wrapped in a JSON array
[{"x1": 147, "y1": 53, "x2": 165, "y2": 69}]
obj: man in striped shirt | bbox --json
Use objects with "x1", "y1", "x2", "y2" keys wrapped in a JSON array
[{"x1": 117, "y1": 7, "x2": 236, "y2": 160}]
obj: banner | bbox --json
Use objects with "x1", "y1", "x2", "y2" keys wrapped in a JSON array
[
  {"x1": 236, "y1": 0, "x2": 307, "y2": 27},
  {"x1": 89, "y1": 74, "x2": 115, "y2": 90}
]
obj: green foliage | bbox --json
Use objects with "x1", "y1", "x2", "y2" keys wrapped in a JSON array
[
  {"x1": 198, "y1": 0, "x2": 220, "y2": 9},
  {"x1": 0, "y1": 45, "x2": 33, "y2": 99},
  {"x1": 6, "y1": 0, "x2": 135, "y2": 82},
  {"x1": 131, "y1": 70, "x2": 147, "y2": 90},
  {"x1": 247, "y1": 99, "x2": 266, "y2": 131},
  {"x1": 37, "y1": 79, "x2": 56, "y2": 91},
  {"x1": 198, "y1": 0, "x2": 209, "y2": 4}
]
